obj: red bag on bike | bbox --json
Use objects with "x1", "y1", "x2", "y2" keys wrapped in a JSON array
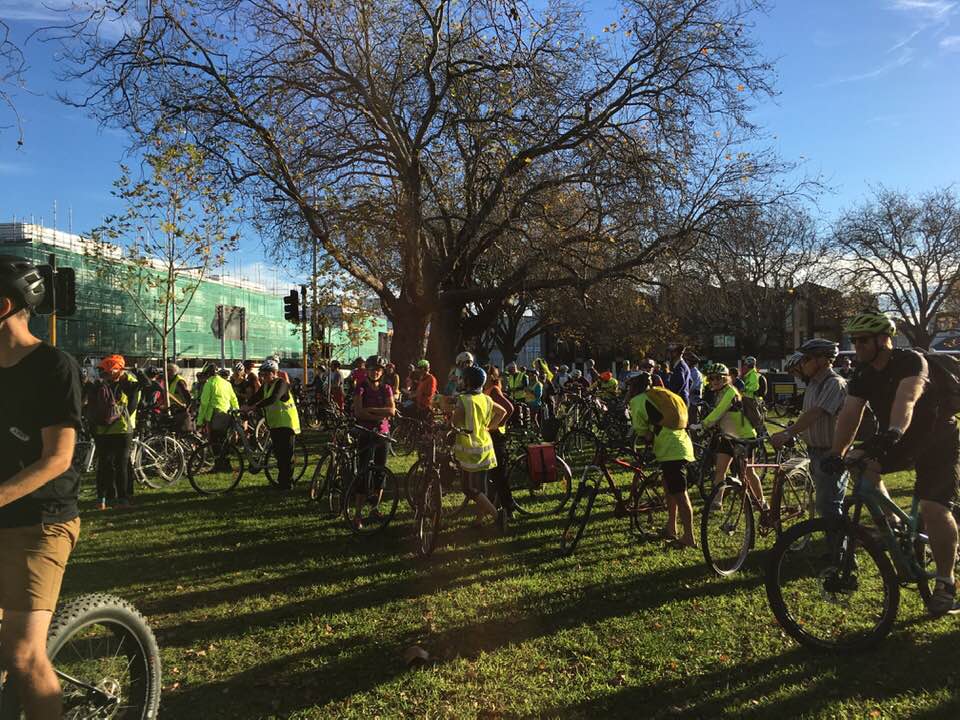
[{"x1": 527, "y1": 443, "x2": 557, "y2": 487}]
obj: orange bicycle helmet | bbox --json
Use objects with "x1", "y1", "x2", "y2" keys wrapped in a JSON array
[{"x1": 98, "y1": 354, "x2": 126, "y2": 373}]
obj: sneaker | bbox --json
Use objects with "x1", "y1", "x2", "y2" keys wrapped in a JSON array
[{"x1": 928, "y1": 580, "x2": 960, "y2": 617}]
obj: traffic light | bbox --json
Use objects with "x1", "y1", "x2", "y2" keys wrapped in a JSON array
[
  {"x1": 55, "y1": 267, "x2": 77, "y2": 317},
  {"x1": 34, "y1": 265, "x2": 55, "y2": 315},
  {"x1": 33, "y1": 265, "x2": 77, "y2": 316},
  {"x1": 283, "y1": 289, "x2": 300, "y2": 323}
]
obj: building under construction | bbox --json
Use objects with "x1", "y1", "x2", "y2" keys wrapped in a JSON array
[{"x1": 0, "y1": 223, "x2": 389, "y2": 366}]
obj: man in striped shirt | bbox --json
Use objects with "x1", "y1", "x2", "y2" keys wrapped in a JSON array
[{"x1": 770, "y1": 339, "x2": 847, "y2": 522}]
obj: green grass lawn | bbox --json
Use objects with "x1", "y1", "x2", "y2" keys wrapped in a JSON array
[{"x1": 68, "y1": 431, "x2": 960, "y2": 719}]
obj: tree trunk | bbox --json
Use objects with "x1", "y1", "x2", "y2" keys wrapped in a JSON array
[
  {"x1": 389, "y1": 304, "x2": 430, "y2": 378},
  {"x1": 426, "y1": 304, "x2": 465, "y2": 382}
]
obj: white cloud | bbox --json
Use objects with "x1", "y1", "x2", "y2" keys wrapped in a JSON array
[
  {"x1": 891, "y1": 0, "x2": 956, "y2": 16},
  {"x1": 0, "y1": 1, "x2": 73, "y2": 23},
  {"x1": 941, "y1": 34, "x2": 960, "y2": 48},
  {"x1": 0, "y1": 2, "x2": 137, "y2": 42},
  {"x1": 820, "y1": 47, "x2": 914, "y2": 86}
]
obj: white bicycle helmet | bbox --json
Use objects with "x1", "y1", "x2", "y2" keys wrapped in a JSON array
[
  {"x1": 261, "y1": 359, "x2": 279, "y2": 372},
  {"x1": 455, "y1": 351, "x2": 475, "y2": 368}
]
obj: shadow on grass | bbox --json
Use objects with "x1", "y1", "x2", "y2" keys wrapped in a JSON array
[
  {"x1": 155, "y1": 556, "x2": 763, "y2": 717},
  {"x1": 527, "y1": 627, "x2": 960, "y2": 719}
]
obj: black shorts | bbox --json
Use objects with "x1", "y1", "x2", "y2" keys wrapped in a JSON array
[
  {"x1": 714, "y1": 436, "x2": 754, "y2": 460},
  {"x1": 880, "y1": 422, "x2": 960, "y2": 507},
  {"x1": 661, "y1": 460, "x2": 687, "y2": 495}
]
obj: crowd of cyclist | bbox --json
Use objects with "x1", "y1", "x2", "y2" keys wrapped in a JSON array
[
  {"x1": 75, "y1": 320, "x2": 960, "y2": 619},
  {"x1": 305, "y1": 322, "x2": 959, "y2": 617},
  {"x1": 2, "y1": 252, "x2": 960, "y2": 715}
]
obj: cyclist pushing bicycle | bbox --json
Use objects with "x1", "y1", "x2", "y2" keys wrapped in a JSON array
[
  {"x1": 822, "y1": 312, "x2": 960, "y2": 617},
  {"x1": 0, "y1": 256, "x2": 84, "y2": 719},
  {"x1": 627, "y1": 372, "x2": 697, "y2": 549}
]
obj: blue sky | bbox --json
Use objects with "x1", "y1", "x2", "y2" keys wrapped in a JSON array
[{"x1": 1, "y1": 0, "x2": 959, "y2": 280}]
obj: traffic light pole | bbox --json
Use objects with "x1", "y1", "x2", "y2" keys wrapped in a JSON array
[
  {"x1": 47, "y1": 253, "x2": 57, "y2": 348},
  {"x1": 300, "y1": 285, "x2": 308, "y2": 385}
]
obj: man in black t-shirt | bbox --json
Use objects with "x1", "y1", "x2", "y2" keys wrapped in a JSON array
[
  {"x1": 0, "y1": 255, "x2": 83, "y2": 717},
  {"x1": 827, "y1": 312, "x2": 960, "y2": 616}
]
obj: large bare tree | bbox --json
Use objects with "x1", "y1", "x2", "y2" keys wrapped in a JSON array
[
  {"x1": 59, "y1": 0, "x2": 802, "y2": 372},
  {"x1": 1, "y1": 20, "x2": 25, "y2": 145},
  {"x1": 831, "y1": 186, "x2": 960, "y2": 349}
]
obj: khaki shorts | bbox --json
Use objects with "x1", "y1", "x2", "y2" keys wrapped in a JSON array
[{"x1": 0, "y1": 518, "x2": 80, "y2": 612}]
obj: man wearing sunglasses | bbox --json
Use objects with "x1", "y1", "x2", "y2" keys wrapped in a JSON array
[
  {"x1": 771, "y1": 340, "x2": 847, "y2": 524},
  {"x1": 825, "y1": 312, "x2": 960, "y2": 616}
]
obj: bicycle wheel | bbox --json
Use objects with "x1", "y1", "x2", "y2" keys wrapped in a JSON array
[
  {"x1": 701, "y1": 480, "x2": 755, "y2": 576},
  {"x1": 0, "y1": 593, "x2": 162, "y2": 720},
  {"x1": 187, "y1": 442, "x2": 244, "y2": 495},
  {"x1": 308, "y1": 449, "x2": 334, "y2": 502},
  {"x1": 765, "y1": 518, "x2": 900, "y2": 652},
  {"x1": 558, "y1": 429, "x2": 600, "y2": 477},
  {"x1": 343, "y1": 466, "x2": 400, "y2": 534},
  {"x1": 139, "y1": 435, "x2": 186, "y2": 489},
  {"x1": 404, "y1": 459, "x2": 426, "y2": 510},
  {"x1": 311, "y1": 450, "x2": 346, "y2": 515},
  {"x1": 628, "y1": 468, "x2": 666, "y2": 541},
  {"x1": 255, "y1": 418, "x2": 270, "y2": 450},
  {"x1": 559, "y1": 476, "x2": 598, "y2": 557},
  {"x1": 264, "y1": 438, "x2": 310, "y2": 487},
  {"x1": 414, "y1": 469, "x2": 443, "y2": 558},
  {"x1": 507, "y1": 453, "x2": 573, "y2": 516},
  {"x1": 772, "y1": 460, "x2": 816, "y2": 540},
  {"x1": 693, "y1": 443, "x2": 716, "y2": 503}
]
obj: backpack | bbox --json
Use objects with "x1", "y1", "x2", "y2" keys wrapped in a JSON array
[
  {"x1": 924, "y1": 353, "x2": 960, "y2": 416},
  {"x1": 87, "y1": 380, "x2": 122, "y2": 427},
  {"x1": 645, "y1": 387, "x2": 688, "y2": 430}
]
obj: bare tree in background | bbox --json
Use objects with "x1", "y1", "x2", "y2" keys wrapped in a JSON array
[
  {"x1": 831, "y1": 186, "x2": 960, "y2": 349},
  {"x1": 662, "y1": 201, "x2": 827, "y2": 358},
  {"x1": 0, "y1": 20, "x2": 25, "y2": 145},
  {"x1": 58, "y1": 0, "x2": 810, "y2": 375}
]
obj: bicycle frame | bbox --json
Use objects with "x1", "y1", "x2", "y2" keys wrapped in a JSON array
[
  {"x1": 729, "y1": 440, "x2": 780, "y2": 510},
  {"x1": 227, "y1": 412, "x2": 271, "y2": 473},
  {"x1": 846, "y1": 472, "x2": 930, "y2": 582},
  {"x1": 579, "y1": 445, "x2": 657, "y2": 515}
]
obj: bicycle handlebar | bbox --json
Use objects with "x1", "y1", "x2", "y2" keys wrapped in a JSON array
[{"x1": 351, "y1": 424, "x2": 397, "y2": 443}]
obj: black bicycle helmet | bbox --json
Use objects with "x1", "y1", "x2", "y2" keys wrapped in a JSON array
[
  {"x1": 366, "y1": 355, "x2": 386, "y2": 369},
  {"x1": 798, "y1": 338, "x2": 839, "y2": 359},
  {"x1": 0, "y1": 255, "x2": 46, "y2": 315}
]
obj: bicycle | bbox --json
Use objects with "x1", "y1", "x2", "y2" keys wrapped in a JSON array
[
  {"x1": 340, "y1": 425, "x2": 401, "y2": 534},
  {"x1": 186, "y1": 410, "x2": 309, "y2": 495},
  {"x1": 73, "y1": 428, "x2": 187, "y2": 491},
  {"x1": 559, "y1": 434, "x2": 665, "y2": 557},
  {"x1": 691, "y1": 421, "x2": 806, "y2": 503},
  {"x1": 700, "y1": 436, "x2": 815, "y2": 576},
  {"x1": 308, "y1": 418, "x2": 354, "y2": 515},
  {"x1": 407, "y1": 420, "x2": 448, "y2": 558},
  {"x1": 502, "y1": 445, "x2": 574, "y2": 517},
  {"x1": 765, "y1": 455, "x2": 960, "y2": 652},
  {"x1": 403, "y1": 422, "x2": 472, "y2": 521},
  {"x1": 0, "y1": 593, "x2": 162, "y2": 719}
]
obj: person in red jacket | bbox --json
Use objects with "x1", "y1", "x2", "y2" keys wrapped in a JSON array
[{"x1": 414, "y1": 359, "x2": 437, "y2": 420}]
